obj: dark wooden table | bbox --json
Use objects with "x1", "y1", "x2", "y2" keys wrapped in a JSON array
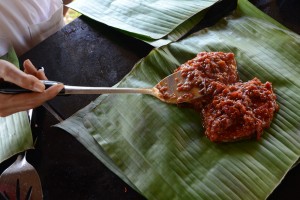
[{"x1": 1, "y1": 0, "x2": 299, "y2": 199}]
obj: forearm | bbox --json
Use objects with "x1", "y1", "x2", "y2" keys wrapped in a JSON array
[{"x1": 63, "y1": 0, "x2": 74, "y2": 16}]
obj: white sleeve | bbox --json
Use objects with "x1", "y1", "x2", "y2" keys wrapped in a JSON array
[
  {"x1": 0, "y1": 38, "x2": 11, "y2": 57},
  {"x1": 0, "y1": 0, "x2": 64, "y2": 56}
]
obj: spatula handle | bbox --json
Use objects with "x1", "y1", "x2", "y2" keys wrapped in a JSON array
[
  {"x1": 0, "y1": 80, "x2": 65, "y2": 94},
  {"x1": 0, "y1": 80, "x2": 154, "y2": 95}
]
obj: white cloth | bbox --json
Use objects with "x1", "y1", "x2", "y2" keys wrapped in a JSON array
[{"x1": 0, "y1": 0, "x2": 64, "y2": 56}]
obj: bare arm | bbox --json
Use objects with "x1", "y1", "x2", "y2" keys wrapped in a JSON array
[{"x1": 63, "y1": 0, "x2": 74, "y2": 16}]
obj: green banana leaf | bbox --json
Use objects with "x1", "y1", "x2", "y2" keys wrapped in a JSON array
[
  {"x1": 67, "y1": 0, "x2": 219, "y2": 46},
  {"x1": 57, "y1": 0, "x2": 300, "y2": 199},
  {"x1": 0, "y1": 47, "x2": 33, "y2": 164}
]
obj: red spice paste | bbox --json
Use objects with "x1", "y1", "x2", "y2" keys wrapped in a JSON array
[
  {"x1": 175, "y1": 52, "x2": 240, "y2": 109},
  {"x1": 156, "y1": 52, "x2": 239, "y2": 104},
  {"x1": 165, "y1": 52, "x2": 278, "y2": 142},
  {"x1": 202, "y1": 78, "x2": 278, "y2": 142}
]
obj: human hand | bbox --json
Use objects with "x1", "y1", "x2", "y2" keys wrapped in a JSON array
[{"x1": 0, "y1": 59, "x2": 64, "y2": 117}]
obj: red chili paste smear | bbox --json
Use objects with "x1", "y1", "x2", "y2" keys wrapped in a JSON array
[{"x1": 169, "y1": 52, "x2": 278, "y2": 142}]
